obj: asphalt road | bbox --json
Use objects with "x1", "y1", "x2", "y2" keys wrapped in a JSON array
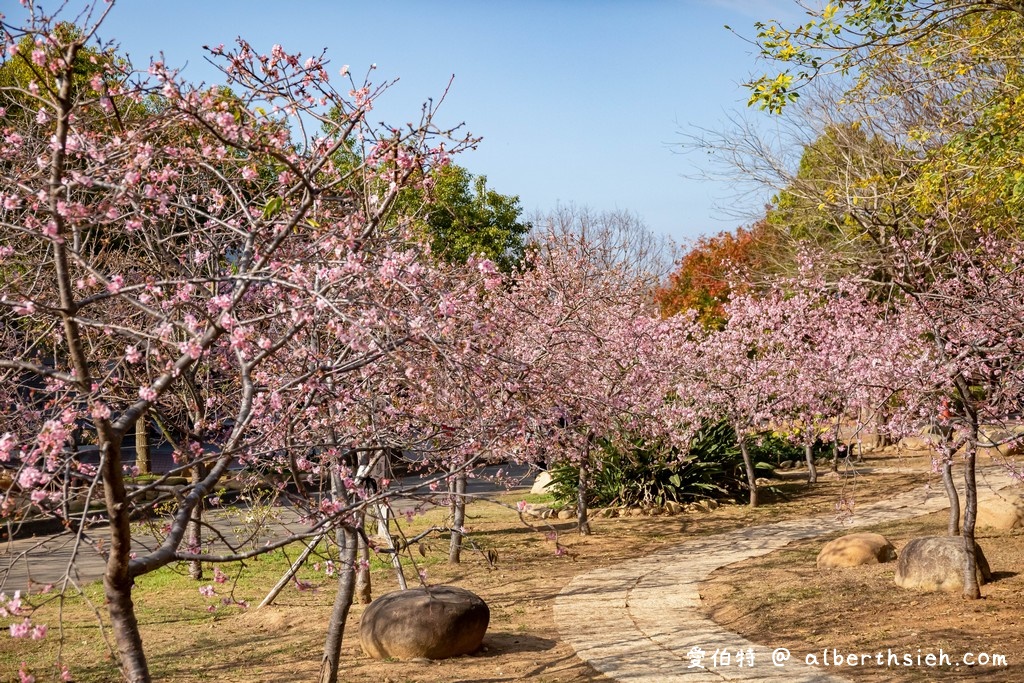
[{"x1": 0, "y1": 463, "x2": 535, "y2": 594}]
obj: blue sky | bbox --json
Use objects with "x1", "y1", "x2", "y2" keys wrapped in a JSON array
[{"x1": 61, "y1": 1, "x2": 804, "y2": 244}]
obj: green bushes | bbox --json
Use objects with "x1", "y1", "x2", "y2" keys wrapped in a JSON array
[{"x1": 547, "y1": 421, "x2": 824, "y2": 509}]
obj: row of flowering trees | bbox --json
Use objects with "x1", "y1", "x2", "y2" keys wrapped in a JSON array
[{"x1": 3, "y1": 2, "x2": 1024, "y2": 682}]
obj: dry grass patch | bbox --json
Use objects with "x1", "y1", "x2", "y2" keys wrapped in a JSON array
[
  {"x1": 701, "y1": 505, "x2": 1024, "y2": 681},
  {"x1": 3, "y1": 453, "x2": 936, "y2": 682}
]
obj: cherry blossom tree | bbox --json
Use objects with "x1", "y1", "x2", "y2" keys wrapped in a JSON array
[
  {"x1": 485, "y1": 226, "x2": 676, "y2": 534},
  {"x1": 771, "y1": 275, "x2": 906, "y2": 483},
  {"x1": 675, "y1": 286, "x2": 805, "y2": 507},
  {"x1": 0, "y1": 4, "x2": 514, "y2": 680},
  {"x1": 881, "y1": 232, "x2": 1024, "y2": 597}
]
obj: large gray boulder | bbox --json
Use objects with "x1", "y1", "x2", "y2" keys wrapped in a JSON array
[
  {"x1": 894, "y1": 536, "x2": 991, "y2": 593},
  {"x1": 817, "y1": 532, "x2": 896, "y2": 569},
  {"x1": 360, "y1": 585, "x2": 489, "y2": 660}
]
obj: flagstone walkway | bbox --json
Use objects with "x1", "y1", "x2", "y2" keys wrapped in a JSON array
[{"x1": 555, "y1": 468, "x2": 1017, "y2": 682}]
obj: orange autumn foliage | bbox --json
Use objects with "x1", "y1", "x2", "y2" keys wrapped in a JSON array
[{"x1": 655, "y1": 219, "x2": 771, "y2": 327}]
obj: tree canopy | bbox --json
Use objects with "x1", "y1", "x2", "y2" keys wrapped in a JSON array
[{"x1": 419, "y1": 164, "x2": 530, "y2": 272}]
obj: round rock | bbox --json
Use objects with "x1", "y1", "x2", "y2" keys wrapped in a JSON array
[
  {"x1": 977, "y1": 493, "x2": 1024, "y2": 530},
  {"x1": 894, "y1": 536, "x2": 991, "y2": 593},
  {"x1": 359, "y1": 585, "x2": 489, "y2": 660},
  {"x1": 816, "y1": 532, "x2": 896, "y2": 569},
  {"x1": 530, "y1": 471, "x2": 553, "y2": 495}
]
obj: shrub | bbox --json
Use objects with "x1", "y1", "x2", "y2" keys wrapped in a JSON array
[{"x1": 547, "y1": 421, "x2": 797, "y2": 509}]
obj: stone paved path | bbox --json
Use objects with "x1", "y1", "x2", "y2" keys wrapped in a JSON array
[{"x1": 555, "y1": 467, "x2": 1017, "y2": 682}]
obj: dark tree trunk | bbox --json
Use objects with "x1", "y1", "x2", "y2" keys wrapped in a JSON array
[
  {"x1": 962, "y1": 423, "x2": 981, "y2": 599},
  {"x1": 188, "y1": 461, "x2": 205, "y2": 580},
  {"x1": 738, "y1": 432, "x2": 758, "y2": 507},
  {"x1": 805, "y1": 441, "x2": 817, "y2": 484},
  {"x1": 319, "y1": 525, "x2": 358, "y2": 683},
  {"x1": 876, "y1": 409, "x2": 893, "y2": 448},
  {"x1": 943, "y1": 458, "x2": 960, "y2": 536},
  {"x1": 448, "y1": 468, "x2": 467, "y2": 563},
  {"x1": 577, "y1": 441, "x2": 592, "y2": 535},
  {"x1": 319, "y1": 469, "x2": 359, "y2": 683},
  {"x1": 105, "y1": 573, "x2": 149, "y2": 683},
  {"x1": 98, "y1": 432, "x2": 151, "y2": 682}
]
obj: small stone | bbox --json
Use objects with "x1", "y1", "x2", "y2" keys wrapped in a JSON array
[
  {"x1": 530, "y1": 471, "x2": 554, "y2": 495},
  {"x1": 523, "y1": 505, "x2": 546, "y2": 519},
  {"x1": 816, "y1": 532, "x2": 896, "y2": 569},
  {"x1": 695, "y1": 499, "x2": 720, "y2": 513},
  {"x1": 663, "y1": 501, "x2": 683, "y2": 515},
  {"x1": 977, "y1": 493, "x2": 1024, "y2": 530},
  {"x1": 557, "y1": 509, "x2": 575, "y2": 520}
]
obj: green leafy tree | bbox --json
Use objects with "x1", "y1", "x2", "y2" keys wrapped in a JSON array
[
  {"x1": 746, "y1": 1, "x2": 1024, "y2": 114},
  {"x1": 420, "y1": 164, "x2": 530, "y2": 272}
]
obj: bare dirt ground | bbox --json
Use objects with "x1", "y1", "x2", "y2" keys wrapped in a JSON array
[
  {"x1": 701, "y1": 456, "x2": 1024, "y2": 682},
  {"x1": 5, "y1": 451, "x2": 966, "y2": 682}
]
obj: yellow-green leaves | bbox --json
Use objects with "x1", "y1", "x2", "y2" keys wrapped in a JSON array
[
  {"x1": 747, "y1": 73, "x2": 799, "y2": 113},
  {"x1": 262, "y1": 196, "x2": 284, "y2": 220}
]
